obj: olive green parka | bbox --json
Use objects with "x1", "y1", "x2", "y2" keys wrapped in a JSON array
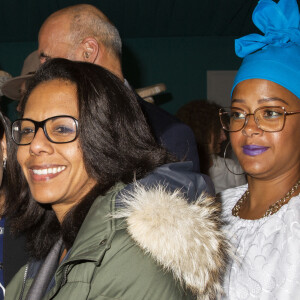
[{"x1": 6, "y1": 179, "x2": 228, "y2": 300}]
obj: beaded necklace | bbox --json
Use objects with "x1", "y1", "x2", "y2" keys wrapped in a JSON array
[{"x1": 232, "y1": 179, "x2": 300, "y2": 218}]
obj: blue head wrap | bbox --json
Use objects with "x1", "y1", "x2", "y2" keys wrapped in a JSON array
[{"x1": 232, "y1": 0, "x2": 300, "y2": 98}]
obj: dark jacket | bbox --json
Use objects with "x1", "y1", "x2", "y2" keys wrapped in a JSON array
[
  {"x1": 3, "y1": 221, "x2": 27, "y2": 286},
  {"x1": 137, "y1": 95, "x2": 200, "y2": 172},
  {"x1": 5, "y1": 162, "x2": 227, "y2": 300}
]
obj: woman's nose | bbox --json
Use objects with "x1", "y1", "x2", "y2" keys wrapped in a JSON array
[
  {"x1": 242, "y1": 114, "x2": 263, "y2": 137},
  {"x1": 29, "y1": 128, "x2": 54, "y2": 156}
]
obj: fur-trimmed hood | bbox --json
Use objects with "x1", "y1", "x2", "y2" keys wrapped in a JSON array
[{"x1": 114, "y1": 183, "x2": 229, "y2": 300}]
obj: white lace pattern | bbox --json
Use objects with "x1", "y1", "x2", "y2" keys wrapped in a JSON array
[{"x1": 221, "y1": 185, "x2": 300, "y2": 300}]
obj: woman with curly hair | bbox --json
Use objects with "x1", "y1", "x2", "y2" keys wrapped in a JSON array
[{"x1": 177, "y1": 100, "x2": 246, "y2": 193}]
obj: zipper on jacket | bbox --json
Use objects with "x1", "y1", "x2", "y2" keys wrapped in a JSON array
[
  {"x1": 45, "y1": 264, "x2": 71, "y2": 299},
  {"x1": 19, "y1": 264, "x2": 29, "y2": 300}
]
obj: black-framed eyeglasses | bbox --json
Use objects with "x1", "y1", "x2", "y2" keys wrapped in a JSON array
[
  {"x1": 219, "y1": 106, "x2": 300, "y2": 132},
  {"x1": 12, "y1": 115, "x2": 79, "y2": 145}
]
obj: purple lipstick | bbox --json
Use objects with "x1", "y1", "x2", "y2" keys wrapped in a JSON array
[{"x1": 243, "y1": 145, "x2": 269, "y2": 156}]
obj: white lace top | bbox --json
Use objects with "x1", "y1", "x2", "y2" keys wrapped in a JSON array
[{"x1": 220, "y1": 185, "x2": 300, "y2": 300}]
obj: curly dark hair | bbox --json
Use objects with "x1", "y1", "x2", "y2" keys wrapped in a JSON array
[
  {"x1": 176, "y1": 100, "x2": 223, "y2": 174},
  {"x1": 7, "y1": 58, "x2": 175, "y2": 259}
]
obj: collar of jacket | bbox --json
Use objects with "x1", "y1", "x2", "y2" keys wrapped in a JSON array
[
  {"x1": 112, "y1": 182, "x2": 229, "y2": 299},
  {"x1": 63, "y1": 182, "x2": 126, "y2": 263},
  {"x1": 22, "y1": 182, "x2": 125, "y2": 300}
]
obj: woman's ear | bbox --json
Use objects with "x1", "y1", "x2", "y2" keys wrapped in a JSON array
[{"x1": 1, "y1": 134, "x2": 7, "y2": 166}]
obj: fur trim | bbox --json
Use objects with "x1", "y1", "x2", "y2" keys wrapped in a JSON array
[{"x1": 114, "y1": 184, "x2": 229, "y2": 300}]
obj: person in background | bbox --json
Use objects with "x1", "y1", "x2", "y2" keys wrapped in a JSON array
[
  {"x1": 2, "y1": 4, "x2": 200, "y2": 172},
  {"x1": 1, "y1": 51, "x2": 40, "y2": 102},
  {"x1": 0, "y1": 71, "x2": 12, "y2": 98},
  {"x1": 5, "y1": 58, "x2": 228, "y2": 300},
  {"x1": 219, "y1": 0, "x2": 300, "y2": 298},
  {"x1": 0, "y1": 112, "x2": 28, "y2": 299},
  {"x1": 177, "y1": 100, "x2": 246, "y2": 194},
  {"x1": 0, "y1": 73, "x2": 28, "y2": 298}
]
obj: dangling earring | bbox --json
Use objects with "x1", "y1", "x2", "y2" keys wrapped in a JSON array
[
  {"x1": 3, "y1": 158, "x2": 6, "y2": 170},
  {"x1": 223, "y1": 141, "x2": 245, "y2": 175}
]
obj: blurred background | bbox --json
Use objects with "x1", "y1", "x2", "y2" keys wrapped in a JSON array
[{"x1": 0, "y1": 0, "x2": 289, "y2": 119}]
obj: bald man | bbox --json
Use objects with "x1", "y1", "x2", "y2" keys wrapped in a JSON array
[{"x1": 38, "y1": 4, "x2": 200, "y2": 172}]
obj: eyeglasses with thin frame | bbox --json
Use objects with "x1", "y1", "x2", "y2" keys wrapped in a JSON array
[
  {"x1": 219, "y1": 106, "x2": 300, "y2": 132},
  {"x1": 12, "y1": 115, "x2": 79, "y2": 145}
]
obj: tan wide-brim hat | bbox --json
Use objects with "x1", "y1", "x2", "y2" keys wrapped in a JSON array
[
  {"x1": 2, "y1": 50, "x2": 166, "y2": 102},
  {"x1": 1, "y1": 50, "x2": 40, "y2": 100}
]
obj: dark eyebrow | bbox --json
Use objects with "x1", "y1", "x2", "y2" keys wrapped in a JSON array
[
  {"x1": 231, "y1": 99, "x2": 244, "y2": 104},
  {"x1": 257, "y1": 97, "x2": 288, "y2": 105},
  {"x1": 232, "y1": 97, "x2": 288, "y2": 105}
]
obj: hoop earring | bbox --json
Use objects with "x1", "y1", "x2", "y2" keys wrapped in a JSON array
[{"x1": 223, "y1": 141, "x2": 245, "y2": 175}]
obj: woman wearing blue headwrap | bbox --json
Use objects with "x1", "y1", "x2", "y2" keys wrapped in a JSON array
[{"x1": 218, "y1": 0, "x2": 300, "y2": 298}]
